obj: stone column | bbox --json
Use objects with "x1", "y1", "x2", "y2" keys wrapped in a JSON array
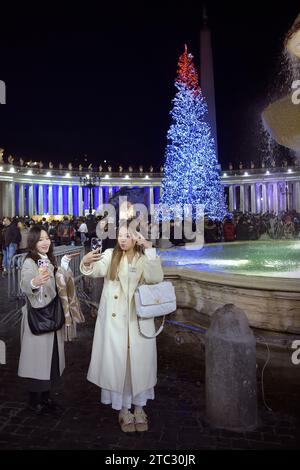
[
  {"x1": 287, "y1": 182, "x2": 293, "y2": 211},
  {"x1": 244, "y1": 185, "x2": 249, "y2": 213},
  {"x1": 0, "y1": 183, "x2": 4, "y2": 217},
  {"x1": 272, "y1": 182, "x2": 278, "y2": 214},
  {"x1": 267, "y1": 183, "x2": 273, "y2": 213},
  {"x1": 250, "y1": 184, "x2": 256, "y2": 214},
  {"x1": 229, "y1": 185, "x2": 234, "y2": 212},
  {"x1": 58, "y1": 186, "x2": 63, "y2": 214},
  {"x1": 78, "y1": 186, "x2": 83, "y2": 216},
  {"x1": 149, "y1": 186, "x2": 154, "y2": 209},
  {"x1": 10, "y1": 182, "x2": 15, "y2": 217},
  {"x1": 256, "y1": 184, "x2": 262, "y2": 213},
  {"x1": 239, "y1": 185, "x2": 245, "y2": 213},
  {"x1": 48, "y1": 185, "x2": 53, "y2": 215},
  {"x1": 205, "y1": 304, "x2": 257, "y2": 431},
  {"x1": 281, "y1": 182, "x2": 287, "y2": 212},
  {"x1": 38, "y1": 185, "x2": 44, "y2": 215},
  {"x1": 19, "y1": 183, "x2": 25, "y2": 217},
  {"x1": 295, "y1": 181, "x2": 300, "y2": 213},
  {"x1": 68, "y1": 186, "x2": 73, "y2": 215},
  {"x1": 98, "y1": 185, "x2": 103, "y2": 208},
  {"x1": 29, "y1": 185, "x2": 34, "y2": 215},
  {"x1": 262, "y1": 183, "x2": 267, "y2": 213},
  {"x1": 1, "y1": 183, "x2": 9, "y2": 217},
  {"x1": 0, "y1": 183, "x2": 13, "y2": 217}
]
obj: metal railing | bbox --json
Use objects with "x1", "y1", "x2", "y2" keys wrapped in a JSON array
[{"x1": 8, "y1": 245, "x2": 85, "y2": 299}]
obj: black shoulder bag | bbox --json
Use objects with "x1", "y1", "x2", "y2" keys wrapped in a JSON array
[{"x1": 27, "y1": 288, "x2": 65, "y2": 335}]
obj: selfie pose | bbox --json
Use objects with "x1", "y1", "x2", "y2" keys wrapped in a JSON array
[
  {"x1": 80, "y1": 223, "x2": 164, "y2": 432},
  {"x1": 18, "y1": 225, "x2": 83, "y2": 415}
]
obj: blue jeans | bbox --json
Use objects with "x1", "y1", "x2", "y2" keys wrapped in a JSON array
[
  {"x1": 80, "y1": 233, "x2": 87, "y2": 244},
  {"x1": 3, "y1": 243, "x2": 17, "y2": 270}
]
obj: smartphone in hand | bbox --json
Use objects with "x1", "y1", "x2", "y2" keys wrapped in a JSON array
[
  {"x1": 91, "y1": 237, "x2": 103, "y2": 252},
  {"x1": 37, "y1": 259, "x2": 49, "y2": 274}
]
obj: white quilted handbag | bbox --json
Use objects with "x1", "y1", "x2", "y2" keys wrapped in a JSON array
[{"x1": 135, "y1": 281, "x2": 176, "y2": 338}]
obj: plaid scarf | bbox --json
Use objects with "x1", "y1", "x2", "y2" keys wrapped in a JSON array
[{"x1": 55, "y1": 267, "x2": 85, "y2": 341}]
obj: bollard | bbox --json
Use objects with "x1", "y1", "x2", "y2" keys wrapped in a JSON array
[{"x1": 205, "y1": 303, "x2": 257, "y2": 431}]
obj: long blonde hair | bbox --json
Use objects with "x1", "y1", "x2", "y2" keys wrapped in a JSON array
[{"x1": 109, "y1": 224, "x2": 143, "y2": 280}]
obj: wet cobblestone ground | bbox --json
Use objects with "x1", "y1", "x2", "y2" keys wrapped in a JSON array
[{"x1": 0, "y1": 276, "x2": 300, "y2": 450}]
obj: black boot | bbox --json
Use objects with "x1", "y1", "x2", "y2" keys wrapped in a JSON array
[{"x1": 28, "y1": 392, "x2": 44, "y2": 415}]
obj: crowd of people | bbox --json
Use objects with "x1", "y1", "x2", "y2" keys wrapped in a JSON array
[
  {"x1": 204, "y1": 210, "x2": 300, "y2": 243},
  {"x1": 0, "y1": 216, "x2": 100, "y2": 273},
  {"x1": 1, "y1": 210, "x2": 300, "y2": 273}
]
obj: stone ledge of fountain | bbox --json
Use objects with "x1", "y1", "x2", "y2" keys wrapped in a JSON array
[
  {"x1": 163, "y1": 266, "x2": 300, "y2": 334},
  {"x1": 163, "y1": 265, "x2": 300, "y2": 293},
  {"x1": 163, "y1": 308, "x2": 300, "y2": 374}
]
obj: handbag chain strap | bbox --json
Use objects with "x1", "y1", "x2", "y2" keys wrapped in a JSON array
[{"x1": 137, "y1": 315, "x2": 166, "y2": 339}]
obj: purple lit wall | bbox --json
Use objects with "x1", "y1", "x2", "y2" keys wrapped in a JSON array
[
  {"x1": 153, "y1": 187, "x2": 160, "y2": 205},
  {"x1": 15, "y1": 183, "x2": 19, "y2": 215},
  {"x1": 43, "y1": 185, "x2": 49, "y2": 214},
  {"x1": 72, "y1": 186, "x2": 79, "y2": 216},
  {"x1": 102, "y1": 186, "x2": 109, "y2": 204},
  {"x1": 53, "y1": 185, "x2": 58, "y2": 215},
  {"x1": 112, "y1": 186, "x2": 119, "y2": 196},
  {"x1": 34, "y1": 184, "x2": 39, "y2": 214},
  {"x1": 62, "y1": 186, "x2": 68, "y2": 214},
  {"x1": 25, "y1": 185, "x2": 29, "y2": 215},
  {"x1": 144, "y1": 187, "x2": 150, "y2": 209},
  {"x1": 93, "y1": 187, "x2": 99, "y2": 210},
  {"x1": 83, "y1": 187, "x2": 89, "y2": 211}
]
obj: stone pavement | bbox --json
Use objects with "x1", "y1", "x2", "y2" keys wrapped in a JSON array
[{"x1": 0, "y1": 275, "x2": 300, "y2": 450}]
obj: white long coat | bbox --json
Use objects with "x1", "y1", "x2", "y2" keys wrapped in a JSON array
[
  {"x1": 80, "y1": 248, "x2": 164, "y2": 396},
  {"x1": 18, "y1": 258, "x2": 65, "y2": 380}
]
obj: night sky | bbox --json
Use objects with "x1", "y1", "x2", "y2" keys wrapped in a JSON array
[{"x1": 0, "y1": 1, "x2": 299, "y2": 170}]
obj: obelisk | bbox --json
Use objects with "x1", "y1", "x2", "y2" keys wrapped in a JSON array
[{"x1": 200, "y1": 6, "x2": 219, "y2": 159}]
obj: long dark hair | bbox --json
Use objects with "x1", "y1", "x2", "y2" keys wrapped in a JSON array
[
  {"x1": 284, "y1": 19, "x2": 300, "y2": 49},
  {"x1": 26, "y1": 225, "x2": 57, "y2": 269}
]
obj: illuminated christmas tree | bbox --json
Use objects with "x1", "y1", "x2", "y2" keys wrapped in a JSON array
[{"x1": 160, "y1": 45, "x2": 227, "y2": 220}]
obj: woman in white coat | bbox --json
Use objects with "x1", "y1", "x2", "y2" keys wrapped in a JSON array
[{"x1": 80, "y1": 224, "x2": 164, "y2": 432}]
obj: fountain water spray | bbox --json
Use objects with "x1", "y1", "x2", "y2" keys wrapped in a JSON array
[{"x1": 262, "y1": 13, "x2": 300, "y2": 162}]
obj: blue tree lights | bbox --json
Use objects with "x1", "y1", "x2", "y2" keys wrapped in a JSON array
[{"x1": 159, "y1": 45, "x2": 227, "y2": 221}]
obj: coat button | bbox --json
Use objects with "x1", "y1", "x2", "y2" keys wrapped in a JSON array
[
  {"x1": 114, "y1": 295, "x2": 118, "y2": 299},
  {"x1": 112, "y1": 313, "x2": 116, "y2": 318}
]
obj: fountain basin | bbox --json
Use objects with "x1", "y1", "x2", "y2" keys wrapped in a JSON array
[{"x1": 160, "y1": 241, "x2": 300, "y2": 334}]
